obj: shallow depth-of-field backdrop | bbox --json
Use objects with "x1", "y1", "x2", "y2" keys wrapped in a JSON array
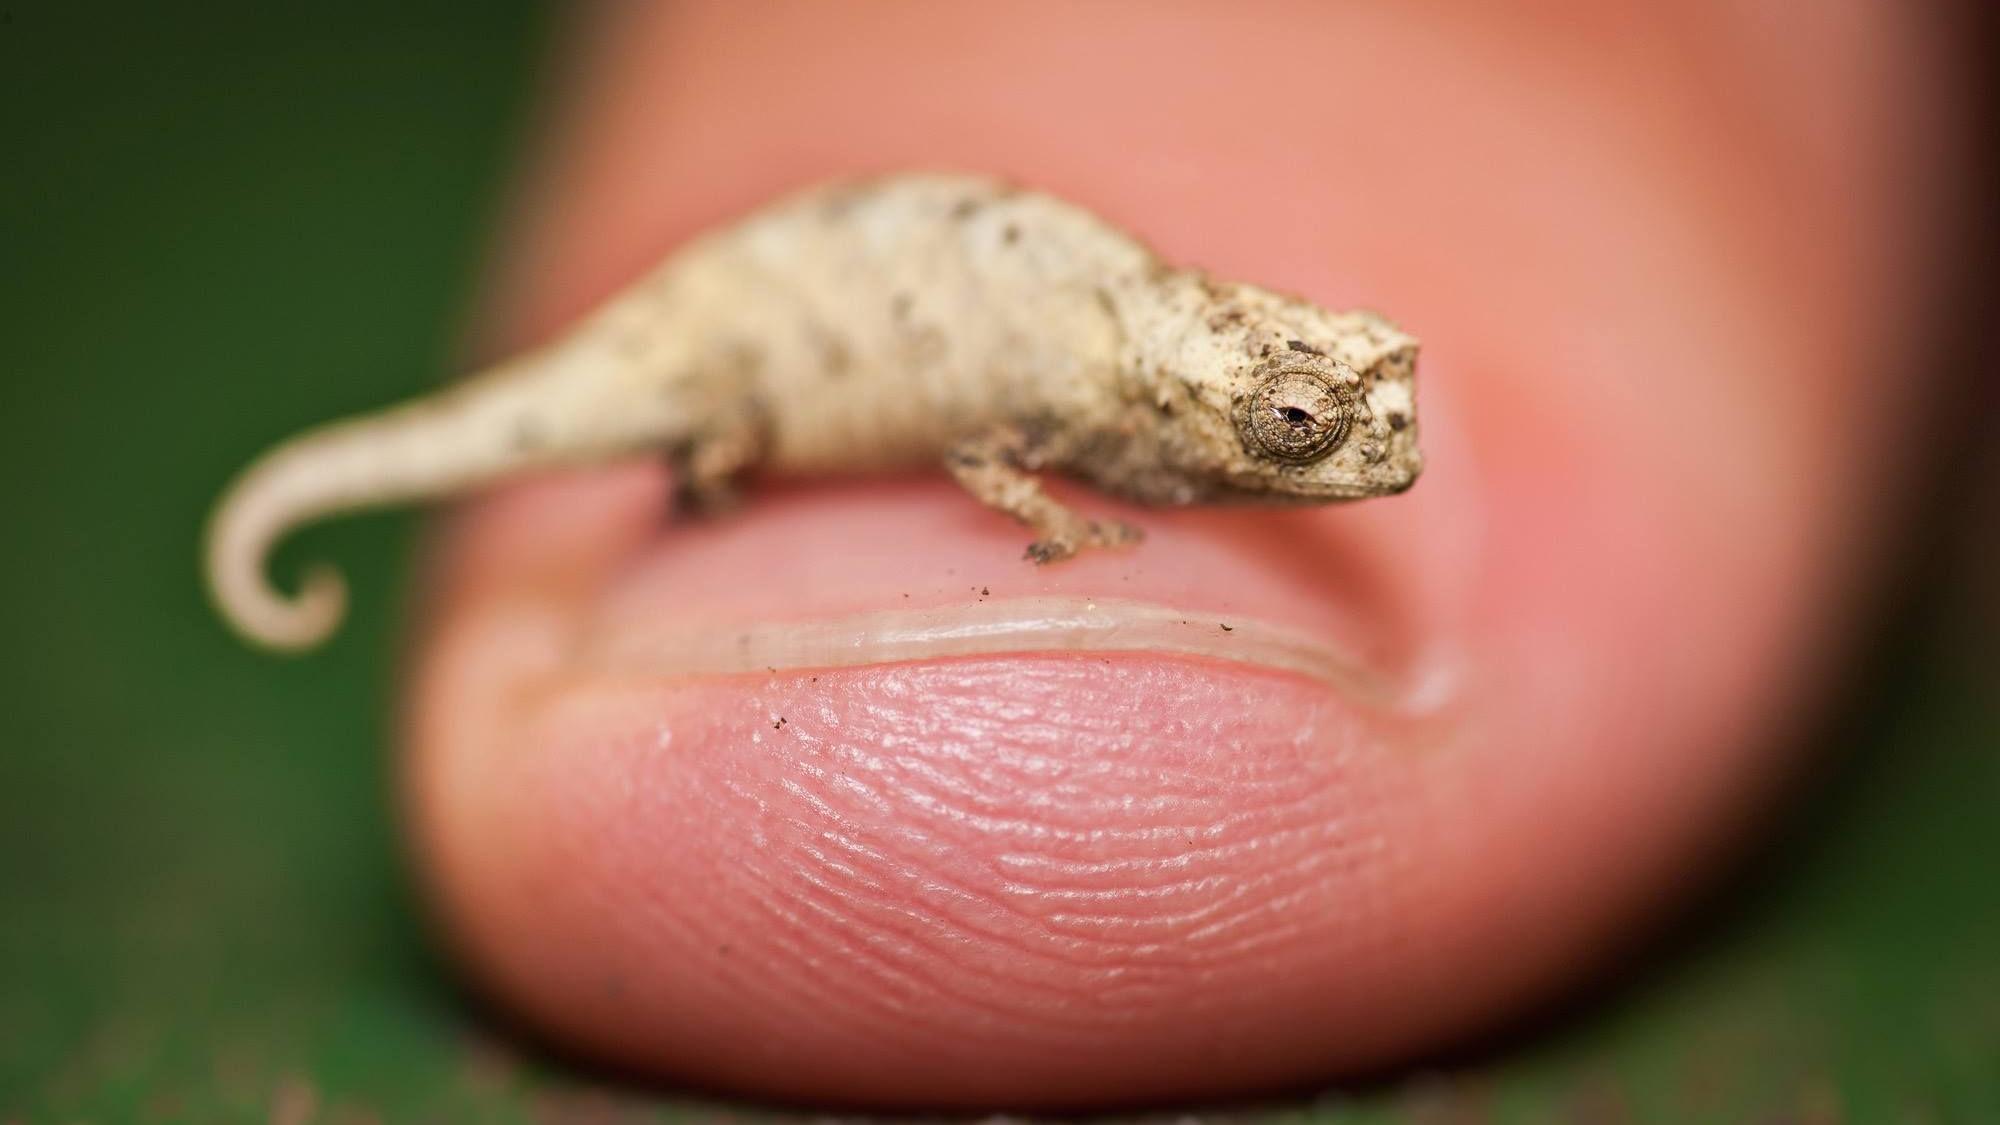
[{"x1": 2, "y1": 7, "x2": 1995, "y2": 1123}]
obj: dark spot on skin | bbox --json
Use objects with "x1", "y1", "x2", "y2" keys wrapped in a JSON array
[
  {"x1": 1219, "y1": 623, "x2": 1233, "y2": 632},
  {"x1": 772, "y1": 716, "x2": 786, "y2": 730},
  {"x1": 951, "y1": 197, "x2": 981, "y2": 219},
  {"x1": 821, "y1": 338, "x2": 851, "y2": 378},
  {"x1": 1387, "y1": 411, "x2": 1408, "y2": 431},
  {"x1": 1207, "y1": 306, "x2": 1247, "y2": 331},
  {"x1": 724, "y1": 340, "x2": 767, "y2": 375},
  {"x1": 1286, "y1": 339, "x2": 1324, "y2": 356},
  {"x1": 1025, "y1": 542, "x2": 1059, "y2": 564},
  {"x1": 1013, "y1": 413, "x2": 1059, "y2": 455},
  {"x1": 1002, "y1": 223, "x2": 1020, "y2": 245},
  {"x1": 981, "y1": 586, "x2": 991, "y2": 596},
  {"x1": 1259, "y1": 344, "x2": 1273, "y2": 357}
]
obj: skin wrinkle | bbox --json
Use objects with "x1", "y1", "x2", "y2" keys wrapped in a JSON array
[
  {"x1": 780, "y1": 660, "x2": 1392, "y2": 1012},
  {"x1": 985, "y1": 805, "x2": 1349, "y2": 918},
  {"x1": 700, "y1": 855, "x2": 920, "y2": 1054},
  {"x1": 694, "y1": 902, "x2": 916, "y2": 1064},
  {"x1": 680, "y1": 660, "x2": 1368, "y2": 1012},
  {"x1": 749, "y1": 746, "x2": 1240, "y2": 1014},
  {"x1": 609, "y1": 744, "x2": 944, "y2": 1061},
  {"x1": 753, "y1": 854, "x2": 1038, "y2": 1038},
  {"x1": 425, "y1": 621, "x2": 1440, "y2": 1099},
  {"x1": 763, "y1": 851, "x2": 1165, "y2": 1045},
  {"x1": 656, "y1": 656, "x2": 1376, "y2": 996},
  {"x1": 780, "y1": 779, "x2": 1246, "y2": 976}
]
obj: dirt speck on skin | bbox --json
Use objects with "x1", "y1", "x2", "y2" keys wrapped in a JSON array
[{"x1": 1219, "y1": 623, "x2": 1233, "y2": 632}]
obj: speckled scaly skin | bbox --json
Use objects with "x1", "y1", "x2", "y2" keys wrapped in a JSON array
[{"x1": 206, "y1": 174, "x2": 1422, "y2": 651}]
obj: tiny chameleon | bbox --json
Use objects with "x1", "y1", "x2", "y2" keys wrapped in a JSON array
[{"x1": 205, "y1": 173, "x2": 1423, "y2": 652}]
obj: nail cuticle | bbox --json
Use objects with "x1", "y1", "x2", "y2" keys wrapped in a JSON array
[{"x1": 575, "y1": 594, "x2": 1456, "y2": 715}]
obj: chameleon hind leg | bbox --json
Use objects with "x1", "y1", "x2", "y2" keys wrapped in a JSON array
[{"x1": 944, "y1": 426, "x2": 1143, "y2": 564}]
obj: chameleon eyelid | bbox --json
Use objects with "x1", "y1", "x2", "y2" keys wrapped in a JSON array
[{"x1": 1235, "y1": 359, "x2": 1354, "y2": 463}]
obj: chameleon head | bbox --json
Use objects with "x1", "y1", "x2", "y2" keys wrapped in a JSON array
[
  {"x1": 1119, "y1": 275, "x2": 1423, "y2": 503},
  {"x1": 1219, "y1": 349, "x2": 1421, "y2": 500}
]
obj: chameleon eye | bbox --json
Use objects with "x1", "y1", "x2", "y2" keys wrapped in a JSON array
[{"x1": 1239, "y1": 367, "x2": 1350, "y2": 462}]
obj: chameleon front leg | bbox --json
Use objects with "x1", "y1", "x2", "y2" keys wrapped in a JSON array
[
  {"x1": 944, "y1": 426, "x2": 1143, "y2": 564},
  {"x1": 667, "y1": 398, "x2": 770, "y2": 517}
]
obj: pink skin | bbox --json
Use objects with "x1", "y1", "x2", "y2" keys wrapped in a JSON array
[{"x1": 403, "y1": 1, "x2": 1954, "y2": 1108}]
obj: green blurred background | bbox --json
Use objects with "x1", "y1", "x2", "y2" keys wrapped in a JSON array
[{"x1": 1, "y1": 6, "x2": 1994, "y2": 1123}]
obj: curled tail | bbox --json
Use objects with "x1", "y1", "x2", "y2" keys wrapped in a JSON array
[
  {"x1": 205, "y1": 410, "x2": 406, "y2": 652},
  {"x1": 205, "y1": 347, "x2": 660, "y2": 651}
]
